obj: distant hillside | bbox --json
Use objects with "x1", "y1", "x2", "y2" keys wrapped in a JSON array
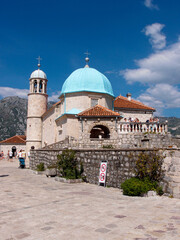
[
  {"x1": 0, "y1": 96, "x2": 55, "y2": 141},
  {"x1": 0, "y1": 96, "x2": 179, "y2": 141},
  {"x1": 158, "y1": 117, "x2": 180, "y2": 136}
]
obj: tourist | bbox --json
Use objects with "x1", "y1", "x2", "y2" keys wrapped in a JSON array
[
  {"x1": 9, "y1": 150, "x2": 13, "y2": 161},
  {"x1": 0, "y1": 151, "x2": 4, "y2": 160},
  {"x1": 149, "y1": 118, "x2": 153, "y2": 122},
  {"x1": 7, "y1": 150, "x2": 10, "y2": 161},
  {"x1": 18, "y1": 150, "x2": 26, "y2": 168}
]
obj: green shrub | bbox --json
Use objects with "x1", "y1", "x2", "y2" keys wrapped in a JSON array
[
  {"x1": 121, "y1": 177, "x2": 157, "y2": 196},
  {"x1": 36, "y1": 162, "x2": 45, "y2": 171},
  {"x1": 135, "y1": 151, "x2": 165, "y2": 182},
  {"x1": 57, "y1": 149, "x2": 83, "y2": 179},
  {"x1": 156, "y1": 186, "x2": 164, "y2": 196}
]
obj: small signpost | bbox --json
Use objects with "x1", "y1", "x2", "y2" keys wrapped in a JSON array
[{"x1": 99, "y1": 161, "x2": 107, "y2": 187}]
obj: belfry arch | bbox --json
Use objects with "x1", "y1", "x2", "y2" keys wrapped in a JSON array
[{"x1": 90, "y1": 125, "x2": 110, "y2": 139}]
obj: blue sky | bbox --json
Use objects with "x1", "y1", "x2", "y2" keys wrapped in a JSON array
[{"x1": 0, "y1": 0, "x2": 180, "y2": 117}]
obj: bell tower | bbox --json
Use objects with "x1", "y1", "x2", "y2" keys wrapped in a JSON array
[{"x1": 26, "y1": 57, "x2": 48, "y2": 155}]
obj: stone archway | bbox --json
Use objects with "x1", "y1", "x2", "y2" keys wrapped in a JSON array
[
  {"x1": 90, "y1": 125, "x2": 110, "y2": 139},
  {"x1": 12, "y1": 146, "x2": 16, "y2": 157}
]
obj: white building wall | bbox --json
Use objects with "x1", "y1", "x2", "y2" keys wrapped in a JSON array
[
  {"x1": 42, "y1": 108, "x2": 56, "y2": 147},
  {"x1": 0, "y1": 144, "x2": 26, "y2": 157},
  {"x1": 66, "y1": 117, "x2": 80, "y2": 139},
  {"x1": 116, "y1": 110, "x2": 153, "y2": 122},
  {"x1": 63, "y1": 92, "x2": 114, "y2": 113},
  {"x1": 56, "y1": 117, "x2": 67, "y2": 142}
]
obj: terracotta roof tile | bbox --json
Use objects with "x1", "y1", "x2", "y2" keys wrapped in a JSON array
[
  {"x1": 114, "y1": 96, "x2": 155, "y2": 111},
  {"x1": 0, "y1": 135, "x2": 26, "y2": 144},
  {"x1": 78, "y1": 105, "x2": 120, "y2": 117}
]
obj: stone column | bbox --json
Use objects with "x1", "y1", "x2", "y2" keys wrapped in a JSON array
[
  {"x1": 31, "y1": 80, "x2": 34, "y2": 93},
  {"x1": 30, "y1": 81, "x2": 33, "y2": 93},
  {"x1": 42, "y1": 80, "x2": 45, "y2": 93}
]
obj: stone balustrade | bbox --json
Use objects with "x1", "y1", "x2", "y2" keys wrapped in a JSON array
[{"x1": 118, "y1": 121, "x2": 168, "y2": 133}]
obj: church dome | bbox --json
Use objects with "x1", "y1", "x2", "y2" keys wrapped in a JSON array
[
  {"x1": 60, "y1": 67, "x2": 114, "y2": 97},
  {"x1": 30, "y1": 69, "x2": 47, "y2": 79}
]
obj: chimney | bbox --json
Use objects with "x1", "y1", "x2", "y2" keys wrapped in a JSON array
[{"x1": 126, "y1": 93, "x2": 132, "y2": 101}]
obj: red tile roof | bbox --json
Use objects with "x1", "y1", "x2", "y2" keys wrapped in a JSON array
[
  {"x1": 114, "y1": 96, "x2": 155, "y2": 111},
  {"x1": 0, "y1": 135, "x2": 26, "y2": 144},
  {"x1": 78, "y1": 105, "x2": 120, "y2": 117}
]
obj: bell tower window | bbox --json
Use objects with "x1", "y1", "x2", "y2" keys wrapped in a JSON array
[
  {"x1": 39, "y1": 80, "x2": 42, "y2": 93},
  {"x1": 34, "y1": 80, "x2": 37, "y2": 93}
]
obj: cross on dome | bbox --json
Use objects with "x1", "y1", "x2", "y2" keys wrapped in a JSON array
[
  {"x1": 36, "y1": 56, "x2": 42, "y2": 68},
  {"x1": 84, "y1": 51, "x2": 90, "y2": 67}
]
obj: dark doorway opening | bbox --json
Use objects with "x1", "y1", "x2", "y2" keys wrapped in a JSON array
[
  {"x1": 12, "y1": 146, "x2": 16, "y2": 157},
  {"x1": 90, "y1": 125, "x2": 110, "y2": 139}
]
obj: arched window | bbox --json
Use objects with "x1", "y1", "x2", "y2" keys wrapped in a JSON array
[
  {"x1": 39, "y1": 80, "x2": 42, "y2": 93},
  {"x1": 34, "y1": 80, "x2": 37, "y2": 93},
  {"x1": 90, "y1": 125, "x2": 110, "y2": 139}
]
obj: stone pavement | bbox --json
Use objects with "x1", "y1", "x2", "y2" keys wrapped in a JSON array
[{"x1": 0, "y1": 160, "x2": 180, "y2": 240}]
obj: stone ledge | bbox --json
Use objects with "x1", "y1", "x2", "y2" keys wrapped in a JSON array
[{"x1": 55, "y1": 177, "x2": 83, "y2": 183}]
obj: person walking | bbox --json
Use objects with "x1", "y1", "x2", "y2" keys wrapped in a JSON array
[
  {"x1": 7, "y1": 150, "x2": 10, "y2": 161},
  {"x1": 18, "y1": 150, "x2": 26, "y2": 168},
  {"x1": 9, "y1": 150, "x2": 13, "y2": 161}
]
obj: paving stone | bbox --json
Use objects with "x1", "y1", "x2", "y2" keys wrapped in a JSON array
[
  {"x1": 15, "y1": 233, "x2": 31, "y2": 239},
  {"x1": 95, "y1": 228, "x2": 110, "y2": 233},
  {"x1": 0, "y1": 160, "x2": 180, "y2": 240},
  {"x1": 114, "y1": 215, "x2": 126, "y2": 218},
  {"x1": 135, "y1": 225, "x2": 145, "y2": 229},
  {"x1": 105, "y1": 223, "x2": 118, "y2": 229},
  {"x1": 41, "y1": 226, "x2": 54, "y2": 231}
]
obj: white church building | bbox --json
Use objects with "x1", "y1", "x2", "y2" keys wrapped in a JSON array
[{"x1": 26, "y1": 57, "x2": 167, "y2": 154}]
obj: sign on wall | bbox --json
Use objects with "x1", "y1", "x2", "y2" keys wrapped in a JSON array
[{"x1": 99, "y1": 161, "x2": 107, "y2": 186}]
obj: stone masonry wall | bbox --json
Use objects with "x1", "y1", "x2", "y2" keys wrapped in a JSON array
[
  {"x1": 30, "y1": 148, "x2": 180, "y2": 198},
  {"x1": 70, "y1": 133, "x2": 173, "y2": 149}
]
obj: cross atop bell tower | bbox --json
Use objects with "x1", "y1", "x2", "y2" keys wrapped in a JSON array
[{"x1": 36, "y1": 56, "x2": 42, "y2": 68}]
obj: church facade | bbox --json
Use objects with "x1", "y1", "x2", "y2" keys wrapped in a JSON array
[{"x1": 26, "y1": 58, "x2": 167, "y2": 154}]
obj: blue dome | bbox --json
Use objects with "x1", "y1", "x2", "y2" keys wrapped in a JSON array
[{"x1": 60, "y1": 67, "x2": 114, "y2": 97}]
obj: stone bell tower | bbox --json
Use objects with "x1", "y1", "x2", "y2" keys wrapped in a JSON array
[{"x1": 26, "y1": 57, "x2": 48, "y2": 155}]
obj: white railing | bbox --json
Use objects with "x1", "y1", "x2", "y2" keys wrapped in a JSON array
[{"x1": 118, "y1": 122, "x2": 168, "y2": 133}]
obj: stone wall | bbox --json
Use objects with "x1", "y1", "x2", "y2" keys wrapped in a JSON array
[
  {"x1": 69, "y1": 132, "x2": 173, "y2": 149},
  {"x1": 30, "y1": 147, "x2": 180, "y2": 198},
  {"x1": 163, "y1": 150, "x2": 180, "y2": 198}
]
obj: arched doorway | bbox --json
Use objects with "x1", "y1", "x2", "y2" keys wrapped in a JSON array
[
  {"x1": 12, "y1": 146, "x2": 16, "y2": 157},
  {"x1": 90, "y1": 125, "x2": 110, "y2": 139}
]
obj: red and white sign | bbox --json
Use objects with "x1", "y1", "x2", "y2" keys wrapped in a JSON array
[{"x1": 99, "y1": 162, "x2": 107, "y2": 184}]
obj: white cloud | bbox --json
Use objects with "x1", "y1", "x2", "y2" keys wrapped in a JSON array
[
  {"x1": 121, "y1": 37, "x2": 180, "y2": 84},
  {"x1": 0, "y1": 87, "x2": 60, "y2": 102},
  {"x1": 0, "y1": 87, "x2": 29, "y2": 98},
  {"x1": 137, "y1": 84, "x2": 180, "y2": 115},
  {"x1": 48, "y1": 91, "x2": 61, "y2": 102},
  {"x1": 144, "y1": 0, "x2": 159, "y2": 10},
  {"x1": 143, "y1": 23, "x2": 166, "y2": 50}
]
